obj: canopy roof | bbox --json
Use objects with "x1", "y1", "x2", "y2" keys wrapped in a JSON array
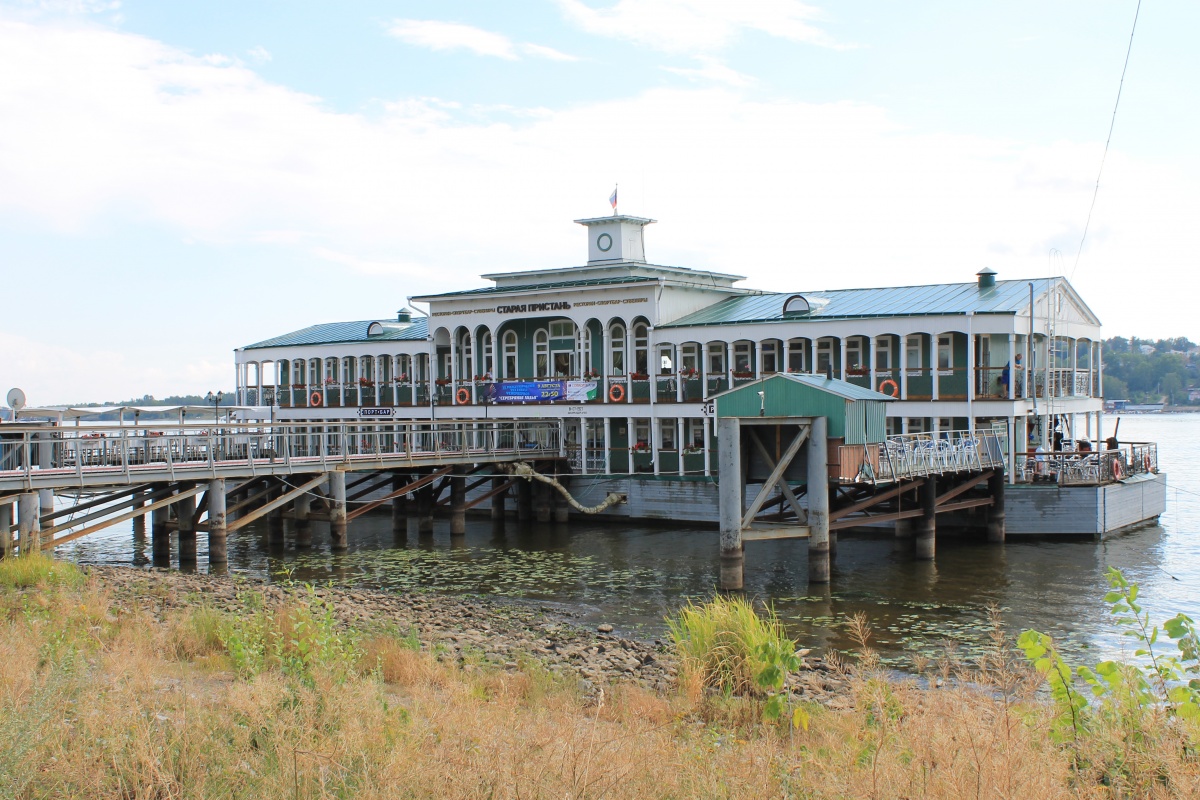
[{"x1": 13, "y1": 405, "x2": 251, "y2": 420}]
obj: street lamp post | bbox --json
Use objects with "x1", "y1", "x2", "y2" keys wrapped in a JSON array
[{"x1": 206, "y1": 391, "x2": 223, "y2": 458}]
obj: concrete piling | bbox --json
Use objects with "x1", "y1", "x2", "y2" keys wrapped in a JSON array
[
  {"x1": 516, "y1": 479, "x2": 532, "y2": 521},
  {"x1": 208, "y1": 478, "x2": 227, "y2": 566},
  {"x1": 0, "y1": 501, "x2": 12, "y2": 558},
  {"x1": 417, "y1": 483, "x2": 434, "y2": 535},
  {"x1": 328, "y1": 471, "x2": 347, "y2": 551},
  {"x1": 916, "y1": 478, "x2": 936, "y2": 560},
  {"x1": 717, "y1": 417, "x2": 743, "y2": 591},
  {"x1": 987, "y1": 470, "x2": 1006, "y2": 543},
  {"x1": 151, "y1": 490, "x2": 171, "y2": 562},
  {"x1": 17, "y1": 493, "x2": 40, "y2": 555},
  {"x1": 177, "y1": 491, "x2": 197, "y2": 564},
  {"x1": 450, "y1": 476, "x2": 466, "y2": 537},
  {"x1": 294, "y1": 492, "x2": 312, "y2": 548},
  {"x1": 491, "y1": 477, "x2": 507, "y2": 520},
  {"x1": 807, "y1": 417, "x2": 830, "y2": 584}
]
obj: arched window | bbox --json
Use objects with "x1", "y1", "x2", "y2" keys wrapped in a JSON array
[
  {"x1": 481, "y1": 331, "x2": 494, "y2": 375},
  {"x1": 278, "y1": 360, "x2": 291, "y2": 387},
  {"x1": 534, "y1": 329, "x2": 549, "y2": 378},
  {"x1": 325, "y1": 357, "x2": 338, "y2": 385},
  {"x1": 360, "y1": 355, "x2": 375, "y2": 387},
  {"x1": 503, "y1": 331, "x2": 518, "y2": 378},
  {"x1": 582, "y1": 326, "x2": 593, "y2": 375},
  {"x1": 397, "y1": 354, "x2": 411, "y2": 381},
  {"x1": 633, "y1": 323, "x2": 649, "y2": 375},
  {"x1": 787, "y1": 339, "x2": 807, "y2": 373},
  {"x1": 610, "y1": 324, "x2": 626, "y2": 375},
  {"x1": 460, "y1": 331, "x2": 473, "y2": 379},
  {"x1": 342, "y1": 356, "x2": 356, "y2": 385},
  {"x1": 308, "y1": 358, "x2": 320, "y2": 386}
]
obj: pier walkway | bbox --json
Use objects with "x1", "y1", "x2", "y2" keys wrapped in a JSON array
[{"x1": 1, "y1": 420, "x2": 563, "y2": 563}]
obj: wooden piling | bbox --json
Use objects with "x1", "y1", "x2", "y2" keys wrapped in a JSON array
[
  {"x1": 208, "y1": 478, "x2": 227, "y2": 565},
  {"x1": 328, "y1": 471, "x2": 347, "y2": 551},
  {"x1": 807, "y1": 417, "x2": 830, "y2": 584},
  {"x1": 417, "y1": 483, "x2": 434, "y2": 535}
]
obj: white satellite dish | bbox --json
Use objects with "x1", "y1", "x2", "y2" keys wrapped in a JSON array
[{"x1": 7, "y1": 387, "x2": 26, "y2": 413}]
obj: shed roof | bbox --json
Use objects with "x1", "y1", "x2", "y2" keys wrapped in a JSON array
[
  {"x1": 772, "y1": 373, "x2": 898, "y2": 401},
  {"x1": 242, "y1": 317, "x2": 429, "y2": 350},
  {"x1": 663, "y1": 278, "x2": 1054, "y2": 327}
]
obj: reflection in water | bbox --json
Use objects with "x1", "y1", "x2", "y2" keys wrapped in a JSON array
[{"x1": 58, "y1": 415, "x2": 1198, "y2": 668}]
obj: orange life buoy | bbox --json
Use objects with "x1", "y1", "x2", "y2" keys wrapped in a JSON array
[
  {"x1": 1112, "y1": 459, "x2": 1124, "y2": 481},
  {"x1": 878, "y1": 379, "x2": 899, "y2": 398},
  {"x1": 456, "y1": 387, "x2": 470, "y2": 405},
  {"x1": 309, "y1": 391, "x2": 323, "y2": 408},
  {"x1": 609, "y1": 383, "x2": 626, "y2": 403}
]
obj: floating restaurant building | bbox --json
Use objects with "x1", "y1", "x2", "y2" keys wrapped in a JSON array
[{"x1": 233, "y1": 213, "x2": 1162, "y2": 535}]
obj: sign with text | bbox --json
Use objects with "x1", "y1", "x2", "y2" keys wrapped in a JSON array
[
  {"x1": 485, "y1": 380, "x2": 597, "y2": 404},
  {"x1": 357, "y1": 407, "x2": 394, "y2": 418}
]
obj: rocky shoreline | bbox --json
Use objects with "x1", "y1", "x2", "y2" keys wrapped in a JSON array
[{"x1": 88, "y1": 565, "x2": 848, "y2": 702}]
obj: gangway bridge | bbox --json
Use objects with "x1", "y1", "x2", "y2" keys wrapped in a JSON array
[{"x1": 0, "y1": 419, "x2": 564, "y2": 564}]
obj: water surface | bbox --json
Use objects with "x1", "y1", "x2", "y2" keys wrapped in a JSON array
[{"x1": 61, "y1": 414, "x2": 1199, "y2": 667}]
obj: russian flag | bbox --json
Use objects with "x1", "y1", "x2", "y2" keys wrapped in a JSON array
[{"x1": 609, "y1": 186, "x2": 617, "y2": 210}]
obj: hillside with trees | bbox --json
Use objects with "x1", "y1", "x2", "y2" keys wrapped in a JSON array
[{"x1": 1102, "y1": 337, "x2": 1198, "y2": 404}]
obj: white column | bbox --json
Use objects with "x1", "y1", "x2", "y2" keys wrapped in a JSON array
[
  {"x1": 677, "y1": 415, "x2": 685, "y2": 476},
  {"x1": 868, "y1": 336, "x2": 876, "y2": 391},
  {"x1": 651, "y1": 414, "x2": 660, "y2": 476},
  {"x1": 449, "y1": 334, "x2": 459, "y2": 398},
  {"x1": 754, "y1": 340, "x2": 763, "y2": 379},
  {"x1": 725, "y1": 341, "x2": 733, "y2": 388},
  {"x1": 601, "y1": 327, "x2": 611, "y2": 399},
  {"x1": 626, "y1": 415, "x2": 635, "y2": 475},
  {"x1": 603, "y1": 417, "x2": 612, "y2": 476},
  {"x1": 1007, "y1": 333, "x2": 1016, "y2": 399},
  {"x1": 1071, "y1": 338, "x2": 1078, "y2": 396},
  {"x1": 839, "y1": 338, "x2": 848, "y2": 381},
  {"x1": 930, "y1": 334, "x2": 939, "y2": 401},
  {"x1": 966, "y1": 328, "x2": 975, "y2": 402},
  {"x1": 899, "y1": 335, "x2": 908, "y2": 400},
  {"x1": 701, "y1": 342, "x2": 711, "y2": 399},
  {"x1": 675, "y1": 345, "x2": 684, "y2": 403},
  {"x1": 703, "y1": 414, "x2": 713, "y2": 477}
]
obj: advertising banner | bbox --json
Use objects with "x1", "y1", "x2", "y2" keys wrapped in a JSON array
[{"x1": 485, "y1": 380, "x2": 597, "y2": 403}]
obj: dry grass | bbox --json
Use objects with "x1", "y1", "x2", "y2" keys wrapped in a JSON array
[{"x1": 0, "y1": 564, "x2": 1197, "y2": 798}]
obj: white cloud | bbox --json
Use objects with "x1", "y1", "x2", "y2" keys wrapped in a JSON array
[
  {"x1": 0, "y1": 17, "x2": 1196, "y2": 401},
  {"x1": 555, "y1": 0, "x2": 847, "y2": 53},
  {"x1": 387, "y1": 19, "x2": 576, "y2": 62},
  {"x1": 663, "y1": 56, "x2": 753, "y2": 87},
  {"x1": 247, "y1": 45, "x2": 271, "y2": 64}
]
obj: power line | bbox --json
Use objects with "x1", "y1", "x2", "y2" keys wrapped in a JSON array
[{"x1": 1071, "y1": 0, "x2": 1143, "y2": 280}]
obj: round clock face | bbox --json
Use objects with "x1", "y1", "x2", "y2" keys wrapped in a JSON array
[{"x1": 596, "y1": 233, "x2": 613, "y2": 252}]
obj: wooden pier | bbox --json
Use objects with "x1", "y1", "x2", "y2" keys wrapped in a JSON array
[{"x1": 0, "y1": 419, "x2": 563, "y2": 565}]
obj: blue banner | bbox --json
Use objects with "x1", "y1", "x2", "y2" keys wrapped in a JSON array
[{"x1": 484, "y1": 380, "x2": 597, "y2": 403}]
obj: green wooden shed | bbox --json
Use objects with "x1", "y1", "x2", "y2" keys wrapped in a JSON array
[{"x1": 713, "y1": 374, "x2": 894, "y2": 444}]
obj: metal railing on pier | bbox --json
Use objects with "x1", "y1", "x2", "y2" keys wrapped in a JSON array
[
  {"x1": 0, "y1": 420, "x2": 563, "y2": 491},
  {"x1": 836, "y1": 430, "x2": 1007, "y2": 485},
  {"x1": 1014, "y1": 441, "x2": 1158, "y2": 486}
]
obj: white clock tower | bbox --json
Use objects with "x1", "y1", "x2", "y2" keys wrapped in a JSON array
[{"x1": 574, "y1": 215, "x2": 655, "y2": 265}]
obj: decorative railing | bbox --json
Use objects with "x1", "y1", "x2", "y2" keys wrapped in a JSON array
[
  {"x1": 836, "y1": 430, "x2": 1007, "y2": 485},
  {"x1": 0, "y1": 420, "x2": 563, "y2": 490},
  {"x1": 1013, "y1": 441, "x2": 1157, "y2": 485}
]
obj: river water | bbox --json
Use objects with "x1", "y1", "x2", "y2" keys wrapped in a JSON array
[{"x1": 59, "y1": 414, "x2": 1198, "y2": 667}]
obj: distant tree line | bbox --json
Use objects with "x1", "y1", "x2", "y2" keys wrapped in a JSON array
[{"x1": 1102, "y1": 337, "x2": 1197, "y2": 404}]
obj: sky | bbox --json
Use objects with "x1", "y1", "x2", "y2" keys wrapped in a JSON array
[{"x1": 1, "y1": 0, "x2": 1197, "y2": 404}]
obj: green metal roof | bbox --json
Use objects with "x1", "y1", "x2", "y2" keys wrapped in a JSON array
[
  {"x1": 242, "y1": 317, "x2": 429, "y2": 350},
  {"x1": 662, "y1": 278, "x2": 1041, "y2": 328},
  {"x1": 775, "y1": 373, "x2": 897, "y2": 401},
  {"x1": 413, "y1": 275, "x2": 655, "y2": 299}
]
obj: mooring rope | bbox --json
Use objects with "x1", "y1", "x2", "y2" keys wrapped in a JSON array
[{"x1": 509, "y1": 462, "x2": 626, "y2": 514}]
